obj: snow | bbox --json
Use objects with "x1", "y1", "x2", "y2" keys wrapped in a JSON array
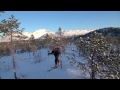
[
  {"x1": 0, "y1": 29, "x2": 94, "y2": 42},
  {"x1": 23, "y1": 29, "x2": 55, "y2": 39},
  {"x1": 61, "y1": 30, "x2": 93, "y2": 37},
  {"x1": 0, "y1": 44, "x2": 90, "y2": 79},
  {"x1": 23, "y1": 29, "x2": 93, "y2": 39}
]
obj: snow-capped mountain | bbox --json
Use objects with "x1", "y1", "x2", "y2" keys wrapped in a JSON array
[
  {"x1": 23, "y1": 29, "x2": 55, "y2": 39},
  {"x1": 39, "y1": 33, "x2": 56, "y2": 39},
  {"x1": 23, "y1": 29, "x2": 93, "y2": 39},
  {"x1": 0, "y1": 29, "x2": 93, "y2": 42},
  {"x1": 0, "y1": 35, "x2": 11, "y2": 42},
  {"x1": 56, "y1": 29, "x2": 93, "y2": 37},
  {"x1": 0, "y1": 34, "x2": 28, "y2": 42}
]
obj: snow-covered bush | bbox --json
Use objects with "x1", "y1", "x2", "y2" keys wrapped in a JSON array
[{"x1": 34, "y1": 52, "x2": 43, "y2": 63}]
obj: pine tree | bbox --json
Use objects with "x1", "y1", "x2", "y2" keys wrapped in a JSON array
[
  {"x1": 0, "y1": 15, "x2": 24, "y2": 79},
  {"x1": 77, "y1": 31, "x2": 120, "y2": 79},
  {"x1": 58, "y1": 27, "x2": 62, "y2": 36},
  {"x1": 30, "y1": 34, "x2": 35, "y2": 42}
]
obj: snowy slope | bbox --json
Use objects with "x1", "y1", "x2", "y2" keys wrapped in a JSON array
[
  {"x1": 0, "y1": 44, "x2": 90, "y2": 79},
  {"x1": 56, "y1": 30, "x2": 93, "y2": 37},
  {"x1": 0, "y1": 34, "x2": 27, "y2": 42},
  {"x1": 0, "y1": 29, "x2": 93, "y2": 42},
  {"x1": 0, "y1": 35, "x2": 11, "y2": 42},
  {"x1": 23, "y1": 29, "x2": 55, "y2": 39},
  {"x1": 23, "y1": 29, "x2": 93, "y2": 39}
]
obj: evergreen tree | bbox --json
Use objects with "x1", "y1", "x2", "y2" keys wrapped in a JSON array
[
  {"x1": 77, "y1": 31, "x2": 120, "y2": 79},
  {"x1": 58, "y1": 27, "x2": 62, "y2": 36},
  {"x1": 0, "y1": 15, "x2": 24, "y2": 79},
  {"x1": 30, "y1": 34, "x2": 35, "y2": 40}
]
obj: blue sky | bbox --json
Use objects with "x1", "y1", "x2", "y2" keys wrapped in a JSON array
[{"x1": 0, "y1": 11, "x2": 120, "y2": 32}]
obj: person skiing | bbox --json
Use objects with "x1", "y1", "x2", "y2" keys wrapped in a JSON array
[{"x1": 48, "y1": 45, "x2": 62, "y2": 68}]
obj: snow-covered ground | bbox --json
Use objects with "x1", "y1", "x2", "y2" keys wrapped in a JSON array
[{"x1": 0, "y1": 44, "x2": 90, "y2": 79}]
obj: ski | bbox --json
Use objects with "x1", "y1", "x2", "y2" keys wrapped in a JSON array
[{"x1": 47, "y1": 66, "x2": 57, "y2": 72}]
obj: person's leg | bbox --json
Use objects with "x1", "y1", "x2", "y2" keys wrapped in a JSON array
[
  {"x1": 55, "y1": 56, "x2": 58, "y2": 67},
  {"x1": 56, "y1": 55, "x2": 59, "y2": 66},
  {"x1": 55, "y1": 55, "x2": 59, "y2": 67},
  {"x1": 58, "y1": 55, "x2": 62, "y2": 68}
]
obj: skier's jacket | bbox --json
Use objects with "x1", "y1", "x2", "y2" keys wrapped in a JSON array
[
  {"x1": 53, "y1": 47, "x2": 61, "y2": 55},
  {"x1": 49, "y1": 47, "x2": 61, "y2": 56}
]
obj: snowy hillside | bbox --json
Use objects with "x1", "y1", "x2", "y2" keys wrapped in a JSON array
[
  {"x1": 0, "y1": 34, "x2": 27, "y2": 42},
  {"x1": 23, "y1": 29, "x2": 55, "y2": 39},
  {"x1": 23, "y1": 29, "x2": 93, "y2": 39},
  {"x1": 56, "y1": 30, "x2": 93, "y2": 37},
  {"x1": 0, "y1": 44, "x2": 89, "y2": 79},
  {"x1": 0, "y1": 29, "x2": 93, "y2": 42},
  {"x1": 0, "y1": 35, "x2": 11, "y2": 42}
]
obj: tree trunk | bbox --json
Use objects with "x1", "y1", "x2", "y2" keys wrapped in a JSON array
[
  {"x1": 91, "y1": 50, "x2": 95, "y2": 79},
  {"x1": 91, "y1": 60, "x2": 95, "y2": 79},
  {"x1": 11, "y1": 31, "x2": 17, "y2": 79}
]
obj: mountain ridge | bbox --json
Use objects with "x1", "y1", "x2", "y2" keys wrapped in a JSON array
[
  {"x1": 23, "y1": 29, "x2": 93, "y2": 39},
  {"x1": 0, "y1": 29, "x2": 93, "y2": 42}
]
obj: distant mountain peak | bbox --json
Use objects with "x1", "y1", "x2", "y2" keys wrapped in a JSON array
[
  {"x1": 23, "y1": 29, "x2": 55, "y2": 39},
  {"x1": 0, "y1": 29, "x2": 93, "y2": 42},
  {"x1": 56, "y1": 29, "x2": 93, "y2": 37}
]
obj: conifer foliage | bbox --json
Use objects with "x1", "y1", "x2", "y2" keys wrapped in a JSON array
[
  {"x1": 76, "y1": 31, "x2": 120, "y2": 79},
  {"x1": 0, "y1": 15, "x2": 24, "y2": 79}
]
